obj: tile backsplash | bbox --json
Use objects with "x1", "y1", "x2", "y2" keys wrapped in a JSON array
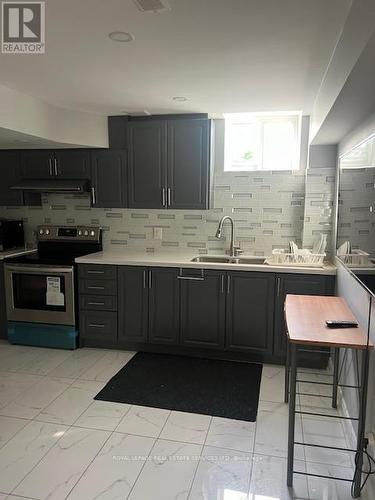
[{"x1": 0, "y1": 166, "x2": 335, "y2": 257}]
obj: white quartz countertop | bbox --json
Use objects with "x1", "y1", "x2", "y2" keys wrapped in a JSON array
[
  {"x1": 0, "y1": 248, "x2": 36, "y2": 260},
  {"x1": 75, "y1": 250, "x2": 336, "y2": 275}
]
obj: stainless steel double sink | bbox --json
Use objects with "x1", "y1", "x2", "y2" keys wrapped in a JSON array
[{"x1": 191, "y1": 255, "x2": 266, "y2": 265}]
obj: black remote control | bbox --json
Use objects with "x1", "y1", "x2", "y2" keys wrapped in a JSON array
[{"x1": 326, "y1": 320, "x2": 358, "y2": 328}]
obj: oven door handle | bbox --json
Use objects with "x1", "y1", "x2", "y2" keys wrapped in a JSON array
[{"x1": 5, "y1": 265, "x2": 74, "y2": 274}]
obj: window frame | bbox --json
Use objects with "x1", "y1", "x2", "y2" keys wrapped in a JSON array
[{"x1": 224, "y1": 112, "x2": 302, "y2": 172}]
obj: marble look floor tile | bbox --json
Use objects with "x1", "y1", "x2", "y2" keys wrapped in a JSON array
[
  {"x1": 128, "y1": 439, "x2": 202, "y2": 500},
  {"x1": 7, "y1": 496, "x2": 36, "y2": 500},
  {"x1": 249, "y1": 454, "x2": 308, "y2": 500},
  {"x1": 260, "y1": 364, "x2": 285, "y2": 403},
  {"x1": 0, "y1": 420, "x2": 68, "y2": 493},
  {"x1": 48, "y1": 348, "x2": 106, "y2": 379},
  {"x1": 67, "y1": 432, "x2": 155, "y2": 500},
  {"x1": 0, "y1": 348, "x2": 43, "y2": 373},
  {"x1": 74, "y1": 400, "x2": 131, "y2": 431},
  {"x1": 116, "y1": 405, "x2": 170, "y2": 438},
  {"x1": 302, "y1": 416, "x2": 352, "y2": 467},
  {"x1": 0, "y1": 494, "x2": 6, "y2": 500},
  {"x1": 13, "y1": 348, "x2": 74, "y2": 376},
  {"x1": 205, "y1": 417, "x2": 256, "y2": 453},
  {"x1": 254, "y1": 401, "x2": 304, "y2": 460},
  {"x1": 0, "y1": 416, "x2": 28, "y2": 450},
  {"x1": 188, "y1": 446, "x2": 252, "y2": 500},
  {"x1": 0, "y1": 377, "x2": 72, "y2": 419},
  {"x1": 79, "y1": 350, "x2": 136, "y2": 382},
  {"x1": 14, "y1": 427, "x2": 110, "y2": 500},
  {"x1": 160, "y1": 411, "x2": 211, "y2": 445},
  {"x1": 36, "y1": 379, "x2": 104, "y2": 425},
  {"x1": 0, "y1": 372, "x2": 42, "y2": 410},
  {"x1": 306, "y1": 462, "x2": 355, "y2": 500}
]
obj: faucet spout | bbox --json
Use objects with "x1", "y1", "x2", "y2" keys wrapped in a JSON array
[{"x1": 215, "y1": 216, "x2": 237, "y2": 257}]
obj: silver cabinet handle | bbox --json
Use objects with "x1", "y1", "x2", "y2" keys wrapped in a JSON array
[
  {"x1": 54, "y1": 158, "x2": 58, "y2": 176},
  {"x1": 167, "y1": 188, "x2": 171, "y2": 207},
  {"x1": 87, "y1": 285, "x2": 105, "y2": 290},
  {"x1": 177, "y1": 276, "x2": 205, "y2": 281},
  {"x1": 143, "y1": 270, "x2": 146, "y2": 289},
  {"x1": 87, "y1": 301, "x2": 105, "y2": 306},
  {"x1": 48, "y1": 158, "x2": 53, "y2": 176},
  {"x1": 88, "y1": 323, "x2": 105, "y2": 328},
  {"x1": 162, "y1": 188, "x2": 166, "y2": 208},
  {"x1": 148, "y1": 270, "x2": 152, "y2": 289},
  {"x1": 87, "y1": 270, "x2": 104, "y2": 275},
  {"x1": 91, "y1": 187, "x2": 96, "y2": 205},
  {"x1": 277, "y1": 277, "x2": 281, "y2": 297},
  {"x1": 227, "y1": 275, "x2": 231, "y2": 295},
  {"x1": 221, "y1": 274, "x2": 225, "y2": 293}
]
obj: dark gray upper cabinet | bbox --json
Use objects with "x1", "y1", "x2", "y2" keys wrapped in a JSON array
[
  {"x1": 54, "y1": 150, "x2": 91, "y2": 178},
  {"x1": 108, "y1": 116, "x2": 128, "y2": 149},
  {"x1": 167, "y1": 119, "x2": 210, "y2": 209},
  {"x1": 226, "y1": 271, "x2": 275, "y2": 354},
  {"x1": 90, "y1": 150, "x2": 128, "y2": 208},
  {"x1": 20, "y1": 150, "x2": 54, "y2": 178},
  {"x1": 148, "y1": 268, "x2": 180, "y2": 345},
  {"x1": 128, "y1": 120, "x2": 167, "y2": 209},
  {"x1": 273, "y1": 273, "x2": 335, "y2": 357},
  {"x1": 0, "y1": 151, "x2": 23, "y2": 206},
  {"x1": 118, "y1": 266, "x2": 149, "y2": 344},
  {"x1": 180, "y1": 269, "x2": 226, "y2": 349}
]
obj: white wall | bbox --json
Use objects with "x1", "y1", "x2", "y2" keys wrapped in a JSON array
[{"x1": 0, "y1": 84, "x2": 108, "y2": 148}]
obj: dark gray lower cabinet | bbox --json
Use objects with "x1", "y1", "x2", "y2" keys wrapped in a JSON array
[
  {"x1": 0, "y1": 263, "x2": 7, "y2": 339},
  {"x1": 226, "y1": 272, "x2": 275, "y2": 354},
  {"x1": 180, "y1": 269, "x2": 226, "y2": 349},
  {"x1": 80, "y1": 311, "x2": 117, "y2": 343},
  {"x1": 118, "y1": 267, "x2": 148, "y2": 344},
  {"x1": 274, "y1": 273, "x2": 335, "y2": 357},
  {"x1": 148, "y1": 268, "x2": 180, "y2": 345}
]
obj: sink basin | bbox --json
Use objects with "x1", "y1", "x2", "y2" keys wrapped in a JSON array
[
  {"x1": 191, "y1": 256, "x2": 232, "y2": 263},
  {"x1": 191, "y1": 256, "x2": 266, "y2": 265}
]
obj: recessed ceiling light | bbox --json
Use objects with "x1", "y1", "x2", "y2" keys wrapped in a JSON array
[
  {"x1": 108, "y1": 31, "x2": 135, "y2": 42},
  {"x1": 173, "y1": 96, "x2": 188, "y2": 102}
]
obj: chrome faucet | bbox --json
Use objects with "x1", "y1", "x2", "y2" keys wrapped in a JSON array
[{"x1": 215, "y1": 216, "x2": 242, "y2": 257}]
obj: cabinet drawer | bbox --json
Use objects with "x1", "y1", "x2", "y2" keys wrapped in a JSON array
[
  {"x1": 80, "y1": 311, "x2": 117, "y2": 341},
  {"x1": 78, "y1": 265, "x2": 117, "y2": 281},
  {"x1": 79, "y1": 294, "x2": 117, "y2": 312},
  {"x1": 79, "y1": 279, "x2": 117, "y2": 295}
]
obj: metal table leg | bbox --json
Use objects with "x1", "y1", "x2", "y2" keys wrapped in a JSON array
[
  {"x1": 332, "y1": 348, "x2": 340, "y2": 409},
  {"x1": 287, "y1": 343, "x2": 297, "y2": 487},
  {"x1": 353, "y1": 348, "x2": 370, "y2": 497},
  {"x1": 284, "y1": 338, "x2": 290, "y2": 403}
]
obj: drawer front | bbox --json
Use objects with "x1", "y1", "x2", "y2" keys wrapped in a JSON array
[
  {"x1": 79, "y1": 294, "x2": 117, "y2": 312},
  {"x1": 78, "y1": 265, "x2": 117, "y2": 281},
  {"x1": 79, "y1": 279, "x2": 117, "y2": 295},
  {"x1": 80, "y1": 311, "x2": 117, "y2": 341}
]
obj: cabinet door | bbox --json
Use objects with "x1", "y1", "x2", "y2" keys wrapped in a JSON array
[
  {"x1": 91, "y1": 150, "x2": 128, "y2": 208},
  {"x1": 226, "y1": 272, "x2": 275, "y2": 354},
  {"x1": 0, "y1": 151, "x2": 23, "y2": 206},
  {"x1": 148, "y1": 268, "x2": 179, "y2": 345},
  {"x1": 128, "y1": 120, "x2": 167, "y2": 208},
  {"x1": 0, "y1": 263, "x2": 6, "y2": 339},
  {"x1": 274, "y1": 274, "x2": 335, "y2": 357},
  {"x1": 118, "y1": 267, "x2": 148, "y2": 343},
  {"x1": 180, "y1": 269, "x2": 225, "y2": 349},
  {"x1": 54, "y1": 150, "x2": 91, "y2": 178},
  {"x1": 20, "y1": 151, "x2": 53, "y2": 178},
  {"x1": 167, "y1": 119, "x2": 210, "y2": 209}
]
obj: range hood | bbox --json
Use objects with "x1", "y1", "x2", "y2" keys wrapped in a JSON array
[{"x1": 11, "y1": 179, "x2": 90, "y2": 193}]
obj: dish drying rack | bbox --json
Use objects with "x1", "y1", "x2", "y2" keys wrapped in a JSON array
[
  {"x1": 265, "y1": 249, "x2": 326, "y2": 267},
  {"x1": 339, "y1": 249, "x2": 374, "y2": 267}
]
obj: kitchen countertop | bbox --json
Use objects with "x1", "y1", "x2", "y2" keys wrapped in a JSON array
[
  {"x1": 0, "y1": 248, "x2": 36, "y2": 260},
  {"x1": 75, "y1": 250, "x2": 337, "y2": 275}
]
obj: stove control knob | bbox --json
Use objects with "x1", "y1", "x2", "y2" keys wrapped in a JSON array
[
  {"x1": 45, "y1": 229, "x2": 50, "y2": 235},
  {"x1": 39, "y1": 228, "x2": 44, "y2": 235},
  {"x1": 90, "y1": 230, "x2": 95, "y2": 237},
  {"x1": 84, "y1": 230, "x2": 89, "y2": 236},
  {"x1": 78, "y1": 230, "x2": 82, "y2": 236}
]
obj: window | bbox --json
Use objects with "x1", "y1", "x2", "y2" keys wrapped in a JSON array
[{"x1": 224, "y1": 112, "x2": 301, "y2": 171}]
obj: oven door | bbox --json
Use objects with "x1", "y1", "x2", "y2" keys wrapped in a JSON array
[{"x1": 4, "y1": 264, "x2": 75, "y2": 326}]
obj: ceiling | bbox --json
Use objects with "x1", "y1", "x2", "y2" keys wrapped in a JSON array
[{"x1": 0, "y1": 0, "x2": 352, "y2": 118}]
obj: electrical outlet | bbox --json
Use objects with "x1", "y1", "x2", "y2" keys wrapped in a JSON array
[{"x1": 153, "y1": 227, "x2": 163, "y2": 240}]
